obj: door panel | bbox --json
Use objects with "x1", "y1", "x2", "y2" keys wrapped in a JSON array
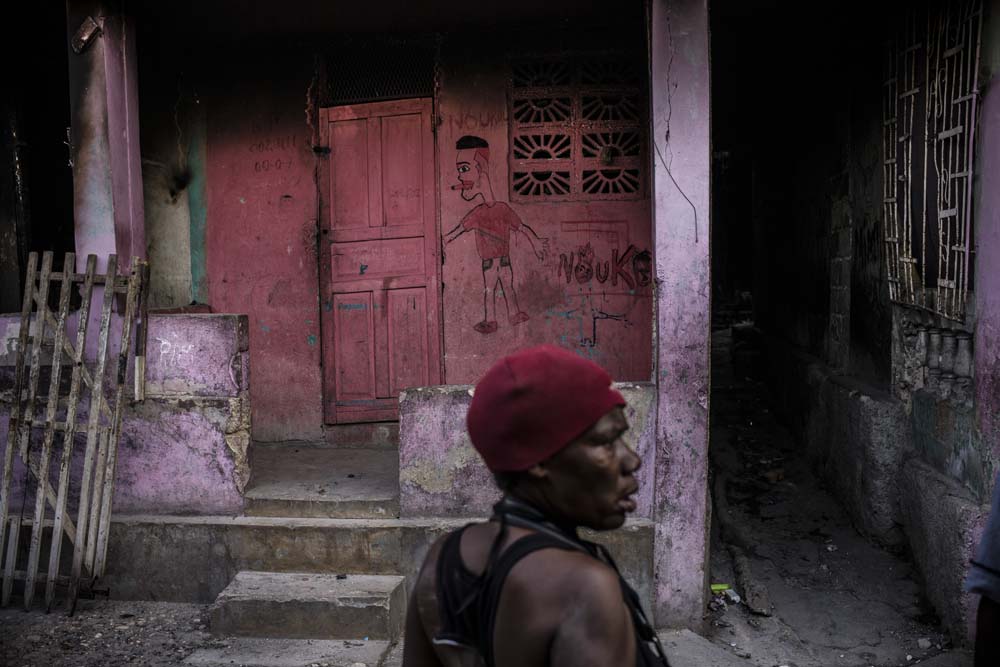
[
  {"x1": 387, "y1": 288, "x2": 429, "y2": 395},
  {"x1": 332, "y1": 292, "x2": 376, "y2": 402},
  {"x1": 331, "y1": 238, "x2": 425, "y2": 283},
  {"x1": 381, "y1": 114, "x2": 424, "y2": 228},
  {"x1": 320, "y1": 99, "x2": 441, "y2": 424},
  {"x1": 330, "y1": 119, "x2": 370, "y2": 230}
]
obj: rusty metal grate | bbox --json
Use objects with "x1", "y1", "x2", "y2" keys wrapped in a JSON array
[
  {"x1": 508, "y1": 55, "x2": 646, "y2": 202},
  {"x1": 883, "y1": 0, "x2": 982, "y2": 321}
]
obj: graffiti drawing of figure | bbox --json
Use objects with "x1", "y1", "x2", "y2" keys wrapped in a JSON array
[{"x1": 444, "y1": 135, "x2": 548, "y2": 334}]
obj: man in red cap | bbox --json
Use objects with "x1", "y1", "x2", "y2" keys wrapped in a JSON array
[{"x1": 402, "y1": 345, "x2": 670, "y2": 666}]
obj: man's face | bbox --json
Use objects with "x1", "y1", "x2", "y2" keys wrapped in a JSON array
[
  {"x1": 537, "y1": 406, "x2": 640, "y2": 530},
  {"x1": 456, "y1": 148, "x2": 482, "y2": 201}
]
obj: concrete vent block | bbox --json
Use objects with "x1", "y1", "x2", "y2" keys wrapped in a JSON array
[{"x1": 210, "y1": 571, "x2": 406, "y2": 640}]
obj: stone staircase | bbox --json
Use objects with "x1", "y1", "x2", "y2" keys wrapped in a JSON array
[
  {"x1": 210, "y1": 571, "x2": 406, "y2": 640},
  {"x1": 105, "y1": 441, "x2": 653, "y2": 666},
  {"x1": 184, "y1": 444, "x2": 408, "y2": 667}
]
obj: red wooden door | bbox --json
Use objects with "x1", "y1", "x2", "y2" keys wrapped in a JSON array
[{"x1": 319, "y1": 99, "x2": 441, "y2": 423}]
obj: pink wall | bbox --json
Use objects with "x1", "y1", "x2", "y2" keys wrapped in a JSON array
[
  {"x1": 204, "y1": 59, "x2": 324, "y2": 442},
  {"x1": 199, "y1": 36, "x2": 653, "y2": 439},
  {"x1": 399, "y1": 382, "x2": 657, "y2": 519},
  {"x1": 438, "y1": 38, "x2": 653, "y2": 385},
  {"x1": 650, "y1": 0, "x2": 712, "y2": 629},
  {"x1": 0, "y1": 313, "x2": 249, "y2": 516},
  {"x1": 66, "y1": 3, "x2": 144, "y2": 275}
]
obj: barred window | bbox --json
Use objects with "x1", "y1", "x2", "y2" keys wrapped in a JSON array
[
  {"x1": 883, "y1": 0, "x2": 983, "y2": 321},
  {"x1": 508, "y1": 57, "x2": 647, "y2": 202}
]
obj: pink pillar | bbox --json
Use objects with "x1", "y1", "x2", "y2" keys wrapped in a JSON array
[
  {"x1": 649, "y1": 0, "x2": 712, "y2": 628},
  {"x1": 975, "y1": 66, "x2": 1000, "y2": 477},
  {"x1": 66, "y1": 1, "x2": 144, "y2": 272}
]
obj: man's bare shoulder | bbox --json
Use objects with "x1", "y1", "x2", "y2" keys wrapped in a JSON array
[
  {"x1": 495, "y1": 547, "x2": 634, "y2": 667},
  {"x1": 505, "y1": 546, "x2": 622, "y2": 604}
]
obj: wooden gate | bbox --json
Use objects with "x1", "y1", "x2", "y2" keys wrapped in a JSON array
[
  {"x1": 319, "y1": 99, "x2": 442, "y2": 424},
  {"x1": 0, "y1": 251, "x2": 147, "y2": 612}
]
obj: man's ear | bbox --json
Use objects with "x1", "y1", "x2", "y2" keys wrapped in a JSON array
[{"x1": 525, "y1": 463, "x2": 548, "y2": 480}]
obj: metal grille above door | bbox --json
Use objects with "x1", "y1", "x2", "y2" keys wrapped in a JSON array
[{"x1": 322, "y1": 40, "x2": 434, "y2": 106}]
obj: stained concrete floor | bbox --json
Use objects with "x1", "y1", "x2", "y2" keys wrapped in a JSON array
[
  {"x1": 703, "y1": 328, "x2": 972, "y2": 667},
  {"x1": 245, "y1": 445, "x2": 399, "y2": 518}
]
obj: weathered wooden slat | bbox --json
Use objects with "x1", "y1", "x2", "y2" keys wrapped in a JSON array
[
  {"x1": 0, "y1": 252, "x2": 37, "y2": 607},
  {"x1": 2, "y1": 518, "x2": 19, "y2": 605},
  {"x1": 30, "y1": 293, "x2": 113, "y2": 423},
  {"x1": 27, "y1": 421, "x2": 69, "y2": 431},
  {"x1": 5, "y1": 250, "x2": 52, "y2": 607},
  {"x1": 47, "y1": 272, "x2": 131, "y2": 291},
  {"x1": 94, "y1": 260, "x2": 143, "y2": 576},
  {"x1": 24, "y1": 253, "x2": 76, "y2": 609},
  {"x1": 46, "y1": 254, "x2": 97, "y2": 610},
  {"x1": 14, "y1": 456, "x2": 77, "y2": 544},
  {"x1": 18, "y1": 252, "x2": 54, "y2": 461},
  {"x1": 134, "y1": 263, "x2": 150, "y2": 402},
  {"x1": 70, "y1": 255, "x2": 118, "y2": 611},
  {"x1": 13, "y1": 571, "x2": 74, "y2": 585},
  {"x1": 83, "y1": 430, "x2": 108, "y2": 579}
]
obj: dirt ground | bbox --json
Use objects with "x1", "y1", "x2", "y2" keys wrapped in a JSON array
[
  {"x1": 702, "y1": 328, "x2": 972, "y2": 667},
  {"x1": 0, "y1": 599, "x2": 215, "y2": 667}
]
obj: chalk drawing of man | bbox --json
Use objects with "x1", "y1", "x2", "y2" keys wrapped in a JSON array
[{"x1": 444, "y1": 135, "x2": 548, "y2": 335}]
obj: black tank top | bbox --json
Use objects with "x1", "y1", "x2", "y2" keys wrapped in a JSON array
[{"x1": 433, "y1": 497, "x2": 671, "y2": 667}]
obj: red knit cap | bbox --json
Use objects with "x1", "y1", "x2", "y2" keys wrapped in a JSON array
[{"x1": 467, "y1": 345, "x2": 626, "y2": 472}]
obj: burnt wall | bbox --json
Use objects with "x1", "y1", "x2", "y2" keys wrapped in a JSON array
[
  {"x1": 715, "y1": 1, "x2": 891, "y2": 384},
  {"x1": 846, "y1": 15, "x2": 893, "y2": 386},
  {"x1": 1, "y1": 3, "x2": 75, "y2": 314}
]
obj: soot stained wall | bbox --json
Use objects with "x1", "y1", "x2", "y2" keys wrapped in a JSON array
[{"x1": 735, "y1": 3, "x2": 890, "y2": 384}]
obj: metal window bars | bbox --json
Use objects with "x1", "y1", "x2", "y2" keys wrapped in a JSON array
[
  {"x1": 882, "y1": 0, "x2": 982, "y2": 321},
  {"x1": 0, "y1": 251, "x2": 148, "y2": 613},
  {"x1": 508, "y1": 55, "x2": 647, "y2": 202}
]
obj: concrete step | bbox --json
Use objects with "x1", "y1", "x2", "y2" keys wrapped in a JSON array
[
  {"x1": 185, "y1": 637, "x2": 392, "y2": 667},
  {"x1": 658, "y1": 629, "x2": 754, "y2": 666},
  {"x1": 210, "y1": 571, "x2": 406, "y2": 640},
  {"x1": 245, "y1": 446, "x2": 399, "y2": 519},
  {"x1": 323, "y1": 422, "x2": 399, "y2": 449},
  {"x1": 376, "y1": 631, "x2": 767, "y2": 667},
  {"x1": 106, "y1": 514, "x2": 655, "y2": 613}
]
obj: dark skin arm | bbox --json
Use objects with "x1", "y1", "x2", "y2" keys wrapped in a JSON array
[
  {"x1": 976, "y1": 595, "x2": 1000, "y2": 667},
  {"x1": 403, "y1": 538, "x2": 445, "y2": 667},
  {"x1": 403, "y1": 585, "x2": 443, "y2": 667},
  {"x1": 548, "y1": 560, "x2": 636, "y2": 666}
]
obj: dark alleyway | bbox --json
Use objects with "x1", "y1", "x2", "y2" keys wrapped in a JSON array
[{"x1": 704, "y1": 325, "x2": 970, "y2": 667}]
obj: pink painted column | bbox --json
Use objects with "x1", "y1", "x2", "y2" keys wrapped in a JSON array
[
  {"x1": 66, "y1": 1, "x2": 145, "y2": 272},
  {"x1": 649, "y1": 0, "x2": 712, "y2": 629},
  {"x1": 975, "y1": 64, "x2": 1000, "y2": 481}
]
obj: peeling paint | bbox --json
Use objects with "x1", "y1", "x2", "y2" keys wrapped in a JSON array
[
  {"x1": 225, "y1": 395, "x2": 252, "y2": 493},
  {"x1": 399, "y1": 442, "x2": 480, "y2": 495}
]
